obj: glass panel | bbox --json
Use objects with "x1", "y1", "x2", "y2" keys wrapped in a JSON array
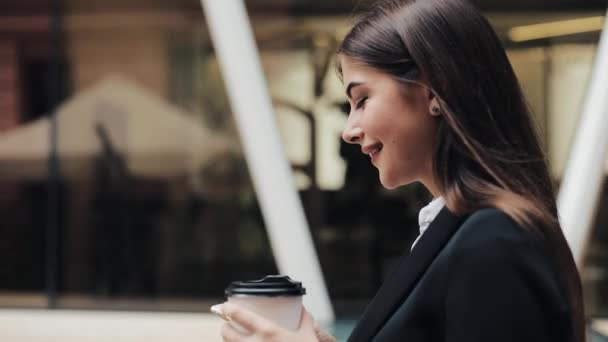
[
  {"x1": 56, "y1": 1, "x2": 277, "y2": 310},
  {"x1": 0, "y1": 0, "x2": 606, "y2": 327},
  {"x1": 0, "y1": 0, "x2": 279, "y2": 311},
  {"x1": 0, "y1": 25, "x2": 70, "y2": 306}
]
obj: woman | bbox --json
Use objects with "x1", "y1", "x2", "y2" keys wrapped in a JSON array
[{"x1": 218, "y1": 0, "x2": 586, "y2": 341}]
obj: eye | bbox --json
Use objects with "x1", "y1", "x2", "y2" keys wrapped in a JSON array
[{"x1": 355, "y1": 96, "x2": 368, "y2": 109}]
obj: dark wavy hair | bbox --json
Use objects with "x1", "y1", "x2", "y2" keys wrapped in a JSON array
[{"x1": 336, "y1": 0, "x2": 584, "y2": 340}]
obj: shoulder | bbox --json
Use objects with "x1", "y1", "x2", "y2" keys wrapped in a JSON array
[
  {"x1": 447, "y1": 208, "x2": 548, "y2": 267},
  {"x1": 442, "y1": 209, "x2": 572, "y2": 340},
  {"x1": 454, "y1": 207, "x2": 538, "y2": 248},
  {"x1": 460, "y1": 207, "x2": 519, "y2": 234},
  {"x1": 443, "y1": 208, "x2": 568, "y2": 314}
]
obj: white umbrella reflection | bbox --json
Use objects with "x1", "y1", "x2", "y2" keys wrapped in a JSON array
[{"x1": 0, "y1": 75, "x2": 236, "y2": 185}]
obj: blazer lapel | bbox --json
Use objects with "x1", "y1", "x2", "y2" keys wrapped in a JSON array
[{"x1": 347, "y1": 207, "x2": 468, "y2": 342}]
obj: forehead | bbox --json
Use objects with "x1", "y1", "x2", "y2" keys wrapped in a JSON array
[{"x1": 338, "y1": 55, "x2": 384, "y2": 83}]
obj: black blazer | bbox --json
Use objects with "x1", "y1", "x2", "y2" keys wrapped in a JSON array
[{"x1": 347, "y1": 207, "x2": 575, "y2": 342}]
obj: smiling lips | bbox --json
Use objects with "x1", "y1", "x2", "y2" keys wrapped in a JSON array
[{"x1": 362, "y1": 143, "x2": 383, "y2": 160}]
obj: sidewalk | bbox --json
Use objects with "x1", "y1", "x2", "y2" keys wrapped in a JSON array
[
  {"x1": 0, "y1": 309, "x2": 223, "y2": 342},
  {"x1": 3, "y1": 308, "x2": 602, "y2": 341}
]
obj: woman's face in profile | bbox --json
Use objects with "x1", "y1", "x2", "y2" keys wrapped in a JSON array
[{"x1": 340, "y1": 55, "x2": 440, "y2": 190}]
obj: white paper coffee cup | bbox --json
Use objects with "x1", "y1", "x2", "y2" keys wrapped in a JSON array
[{"x1": 221, "y1": 275, "x2": 306, "y2": 331}]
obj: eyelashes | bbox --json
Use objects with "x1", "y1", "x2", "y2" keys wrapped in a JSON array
[{"x1": 355, "y1": 96, "x2": 368, "y2": 109}]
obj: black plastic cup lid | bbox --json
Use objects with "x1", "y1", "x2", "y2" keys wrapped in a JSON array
[{"x1": 225, "y1": 275, "x2": 306, "y2": 297}]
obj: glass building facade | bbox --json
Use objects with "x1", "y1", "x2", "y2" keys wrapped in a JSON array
[{"x1": 0, "y1": 0, "x2": 607, "y2": 323}]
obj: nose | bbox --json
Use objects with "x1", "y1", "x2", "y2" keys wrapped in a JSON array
[{"x1": 342, "y1": 125, "x2": 363, "y2": 144}]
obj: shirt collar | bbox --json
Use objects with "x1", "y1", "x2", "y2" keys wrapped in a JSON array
[{"x1": 418, "y1": 196, "x2": 445, "y2": 235}]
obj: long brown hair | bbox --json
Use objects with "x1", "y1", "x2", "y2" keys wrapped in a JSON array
[{"x1": 337, "y1": 0, "x2": 585, "y2": 340}]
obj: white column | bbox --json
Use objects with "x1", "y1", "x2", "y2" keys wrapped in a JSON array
[
  {"x1": 557, "y1": 11, "x2": 608, "y2": 266},
  {"x1": 200, "y1": 0, "x2": 334, "y2": 323}
]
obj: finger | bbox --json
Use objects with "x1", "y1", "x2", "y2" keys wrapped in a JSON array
[
  {"x1": 220, "y1": 303, "x2": 275, "y2": 333},
  {"x1": 315, "y1": 328, "x2": 337, "y2": 342},
  {"x1": 211, "y1": 304, "x2": 231, "y2": 322},
  {"x1": 221, "y1": 322, "x2": 247, "y2": 342},
  {"x1": 310, "y1": 313, "x2": 337, "y2": 342},
  {"x1": 298, "y1": 308, "x2": 315, "y2": 331}
]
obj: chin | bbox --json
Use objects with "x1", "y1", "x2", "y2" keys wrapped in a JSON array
[
  {"x1": 379, "y1": 172, "x2": 414, "y2": 190},
  {"x1": 378, "y1": 175, "x2": 402, "y2": 190}
]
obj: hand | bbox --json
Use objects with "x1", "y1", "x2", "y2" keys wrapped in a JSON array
[
  {"x1": 219, "y1": 303, "x2": 325, "y2": 342},
  {"x1": 313, "y1": 322, "x2": 338, "y2": 342}
]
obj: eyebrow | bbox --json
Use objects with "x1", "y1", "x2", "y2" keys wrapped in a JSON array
[{"x1": 346, "y1": 82, "x2": 363, "y2": 99}]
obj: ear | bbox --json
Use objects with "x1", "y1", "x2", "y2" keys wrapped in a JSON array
[{"x1": 429, "y1": 97, "x2": 441, "y2": 116}]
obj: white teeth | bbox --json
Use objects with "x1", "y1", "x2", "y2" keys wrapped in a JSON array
[{"x1": 369, "y1": 145, "x2": 382, "y2": 157}]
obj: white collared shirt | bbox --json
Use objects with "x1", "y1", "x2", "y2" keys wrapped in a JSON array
[{"x1": 411, "y1": 196, "x2": 445, "y2": 251}]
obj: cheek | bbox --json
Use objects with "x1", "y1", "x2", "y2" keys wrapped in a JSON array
[
  {"x1": 359, "y1": 101, "x2": 396, "y2": 133},
  {"x1": 388, "y1": 116, "x2": 438, "y2": 165},
  {"x1": 362, "y1": 96, "x2": 436, "y2": 151}
]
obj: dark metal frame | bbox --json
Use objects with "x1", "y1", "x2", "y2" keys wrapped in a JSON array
[{"x1": 46, "y1": 0, "x2": 62, "y2": 309}]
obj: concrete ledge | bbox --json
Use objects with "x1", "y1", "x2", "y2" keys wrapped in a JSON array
[{"x1": 0, "y1": 309, "x2": 223, "y2": 341}]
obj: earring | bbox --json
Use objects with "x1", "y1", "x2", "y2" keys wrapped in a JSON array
[{"x1": 430, "y1": 98, "x2": 441, "y2": 116}]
